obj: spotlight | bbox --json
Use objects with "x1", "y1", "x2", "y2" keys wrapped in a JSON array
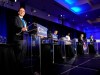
[
  {"x1": 31, "y1": 9, "x2": 37, "y2": 13},
  {"x1": 48, "y1": 14, "x2": 50, "y2": 17},
  {"x1": 86, "y1": 14, "x2": 88, "y2": 17},
  {"x1": 60, "y1": 15, "x2": 65, "y2": 18},
  {"x1": 60, "y1": 15, "x2": 63, "y2": 17},
  {"x1": 10, "y1": 0, "x2": 17, "y2": 2},
  {"x1": 33, "y1": 10, "x2": 37, "y2": 13}
]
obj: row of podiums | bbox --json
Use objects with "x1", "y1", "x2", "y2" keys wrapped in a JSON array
[
  {"x1": 0, "y1": 24, "x2": 100, "y2": 75},
  {"x1": 26, "y1": 35, "x2": 100, "y2": 75},
  {"x1": 23, "y1": 24, "x2": 100, "y2": 75}
]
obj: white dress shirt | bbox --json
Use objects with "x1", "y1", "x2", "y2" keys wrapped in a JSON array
[{"x1": 65, "y1": 35, "x2": 71, "y2": 45}]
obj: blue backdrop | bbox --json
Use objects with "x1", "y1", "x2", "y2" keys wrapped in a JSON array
[{"x1": 0, "y1": 7, "x2": 7, "y2": 37}]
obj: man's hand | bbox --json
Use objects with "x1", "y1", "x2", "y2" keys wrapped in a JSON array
[{"x1": 22, "y1": 27, "x2": 27, "y2": 31}]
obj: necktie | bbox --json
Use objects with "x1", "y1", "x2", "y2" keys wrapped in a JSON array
[{"x1": 21, "y1": 18, "x2": 26, "y2": 27}]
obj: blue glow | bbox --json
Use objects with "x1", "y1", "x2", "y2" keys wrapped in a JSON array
[
  {"x1": 55, "y1": 0, "x2": 91, "y2": 14},
  {"x1": 0, "y1": 9, "x2": 7, "y2": 37},
  {"x1": 71, "y1": 7, "x2": 81, "y2": 12},
  {"x1": 65, "y1": 0, "x2": 75, "y2": 4}
]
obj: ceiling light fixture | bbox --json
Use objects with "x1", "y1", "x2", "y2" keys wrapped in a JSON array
[
  {"x1": 48, "y1": 14, "x2": 50, "y2": 17},
  {"x1": 10, "y1": 0, "x2": 17, "y2": 2},
  {"x1": 33, "y1": 10, "x2": 37, "y2": 13},
  {"x1": 71, "y1": 7, "x2": 81, "y2": 13}
]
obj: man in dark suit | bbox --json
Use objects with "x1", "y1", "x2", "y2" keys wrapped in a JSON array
[
  {"x1": 14, "y1": 7, "x2": 27, "y2": 39},
  {"x1": 13, "y1": 7, "x2": 28, "y2": 65},
  {"x1": 89, "y1": 35, "x2": 96, "y2": 54}
]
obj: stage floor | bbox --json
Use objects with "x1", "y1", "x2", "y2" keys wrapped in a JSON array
[
  {"x1": 1, "y1": 44, "x2": 99, "y2": 75},
  {"x1": 41, "y1": 54, "x2": 100, "y2": 75}
]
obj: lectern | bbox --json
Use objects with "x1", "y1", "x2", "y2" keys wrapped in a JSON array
[{"x1": 28, "y1": 23, "x2": 48, "y2": 75}]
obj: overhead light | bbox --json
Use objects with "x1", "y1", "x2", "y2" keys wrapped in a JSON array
[
  {"x1": 31, "y1": 9, "x2": 37, "y2": 13},
  {"x1": 33, "y1": 10, "x2": 37, "y2": 13},
  {"x1": 48, "y1": 14, "x2": 50, "y2": 17},
  {"x1": 60, "y1": 15, "x2": 63, "y2": 17},
  {"x1": 60, "y1": 15, "x2": 65, "y2": 17},
  {"x1": 65, "y1": 0, "x2": 77, "y2": 5},
  {"x1": 10, "y1": 0, "x2": 17, "y2": 2},
  {"x1": 71, "y1": 7, "x2": 81, "y2": 13},
  {"x1": 86, "y1": 14, "x2": 88, "y2": 17}
]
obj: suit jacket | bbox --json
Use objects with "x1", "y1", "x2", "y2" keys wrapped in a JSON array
[
  {"x1": 51, "y1": 33, "x2": 58, "y2": 41},
  {"x1": 13, "y1": 16, "x2": 27, "y2": 41},
  {"x1": 90, "y1": 38, "x2": 95, "y2": 45}
]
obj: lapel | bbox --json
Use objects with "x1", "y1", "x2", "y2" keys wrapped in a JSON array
[{"x1": 17, "y1": 16, "x2": 24, "y2": 28}]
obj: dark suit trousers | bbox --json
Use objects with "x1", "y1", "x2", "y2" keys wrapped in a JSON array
[{"x1": 13, "y1": 40, "x2": 27, "y2": 64}]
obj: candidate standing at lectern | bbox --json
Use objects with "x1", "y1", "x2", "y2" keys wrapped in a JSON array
[
  {"x1": 52, "y1": 30, "x2": 58, "y2": 44},
  {"x1": 13, "y1": 7, "x2": 28, "y2": 64},
  {"x1": 89, "y1": 35, "x2": 96, "y2": 54},
  {"x1": 65, "y1": 33, "x2": 74, "y2": 58}
]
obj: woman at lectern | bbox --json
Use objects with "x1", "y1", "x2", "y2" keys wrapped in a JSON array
[{"x1": 77, "y1": 34, "x2": 86, "y2": 55}]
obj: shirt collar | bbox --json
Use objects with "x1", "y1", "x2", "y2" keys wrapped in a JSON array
[{"x1": 19, "y1": 15, "x2": 23, "y2": 19}]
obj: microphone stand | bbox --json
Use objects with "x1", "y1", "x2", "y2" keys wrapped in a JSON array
[{"x1": 16, "y1": 22, "x2": 37, "y2": 35}]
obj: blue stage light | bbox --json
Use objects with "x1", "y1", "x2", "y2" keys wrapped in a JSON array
[
  {"x1": 65, "y1": 0, "x2": 76, "y2": 5},
  {"x1": 71, "y1": 7, "x2": 81, "y2": 12},
  {"x1": 65, "y1": 0, "x2": 74, "y2": 4}
]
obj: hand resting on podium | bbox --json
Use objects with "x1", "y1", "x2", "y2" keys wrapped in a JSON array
[{"x1": 21, "y1": 27, "x2": 28, "y2": 31}]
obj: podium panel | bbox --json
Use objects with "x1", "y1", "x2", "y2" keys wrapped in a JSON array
[
  {"x1": 41, "y1": 44, "x2": 52, "y2": 63},
  {"x1": 41, "y1": 44, "x2": 52, "y2": 75},
  {"x1": 77, "y1": 44, "x2": 84, "y2": 55},
  {"x1": 65, "y1": 45, "x2": 74, "y2": 58},
  {"x1": 36, "y1": 24, "x2": 48, "y2": 37},
  {"x1": 54, "y1": 45, "x2": 63, "y2": 63},
  {"x1": 88, "y1": 44, "x2": 96, "y2": 54},
  {"x1": 0, "y1": 44, "x2": 16, "y2": 75}
]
